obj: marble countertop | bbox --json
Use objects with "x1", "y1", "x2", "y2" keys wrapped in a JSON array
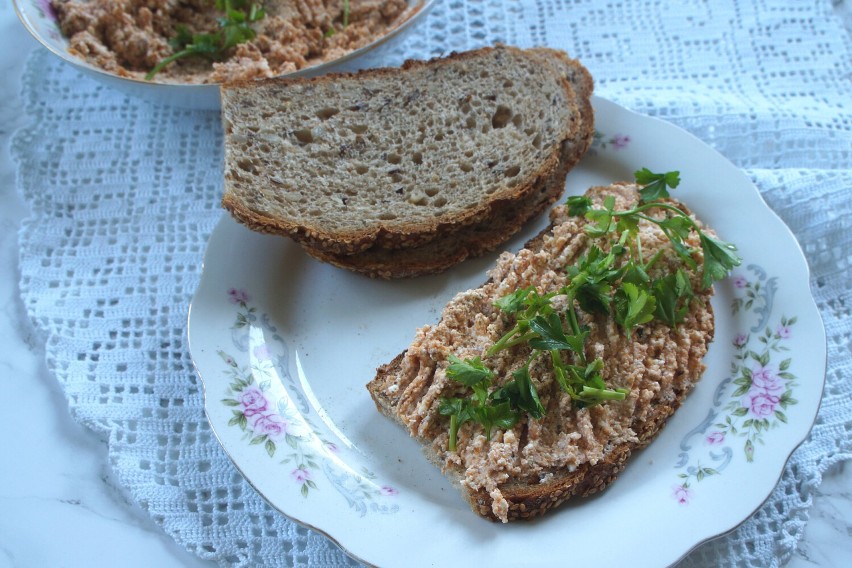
[{"x1": 1, "y1": 3, "x2": 849, "y2": 567}]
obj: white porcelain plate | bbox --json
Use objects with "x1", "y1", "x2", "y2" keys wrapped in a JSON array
[{"x1": 188, "y1": 97, "x2": 825, "y2": 567}]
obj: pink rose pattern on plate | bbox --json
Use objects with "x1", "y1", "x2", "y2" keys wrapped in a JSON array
[
  {"x1": 219, "y1": 290, "x2": 399, "y2": 512},
  {"x1": 673, "y1": 266, "x2": 799, "y2": 503},
  {"x1": 29, "y1": 0, "x2": 62, "y2": 41},
  {"x1": 672, "y1": 484, "x2": 692, "y2": 505},
  {"x1": 591, "y1": 130, "x2": 632, "y2": 152},
  {"x1": 34, "y1": 0, "x2": 56, "y2": 20}
]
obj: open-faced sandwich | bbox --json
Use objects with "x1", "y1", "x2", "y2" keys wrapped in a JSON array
[{"x1": 368, "y1": 175, "x2": 740, "y2": 522}]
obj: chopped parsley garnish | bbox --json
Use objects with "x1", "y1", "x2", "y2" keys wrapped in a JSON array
[
  {"x1": 146, "y1": 1, "x2": 266, "y2": 81},
  {"x1": 439, "y1": 169, "x2": 741, "y2": 451},
  {"x1": 439, "y1": 355, "x2": 519, "y2": 451}
]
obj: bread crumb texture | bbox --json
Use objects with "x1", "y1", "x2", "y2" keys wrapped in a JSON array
[{"x1": 221, "y1": 46, "x2": 579, "y2": 252}]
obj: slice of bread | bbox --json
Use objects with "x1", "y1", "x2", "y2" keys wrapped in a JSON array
[
  {"x1": 298, "y1": 157, "x2": 568, "y2": 278},
  {"x1": 367, "y1": 183, "x2": 716, "y2": 522},
  {"x1": 221, "y1": 46, "x2": 586, "y2": 258},
  {"x1": 297, "y1": 50, "x2": 595, "y2": 279}
]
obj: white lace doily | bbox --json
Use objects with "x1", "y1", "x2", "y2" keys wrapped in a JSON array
[{"x1": 13, "y1": 1, "x2": 851, "y2": 566}]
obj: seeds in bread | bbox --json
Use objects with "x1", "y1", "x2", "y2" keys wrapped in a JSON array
[
  {"x1": 221, "y1": 46, "x2": 581, "y2": 256},
  {"x1": 367, "y1": 183, "x2": 716, "y2": 522}
]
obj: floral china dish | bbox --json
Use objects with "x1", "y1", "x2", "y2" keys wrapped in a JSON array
[
  {"x1": 13, "y1": 0, "x2": 434, "y2": 109},
  {"x1": 188, "y1": 97, "x2": 825, "y2": 567}
]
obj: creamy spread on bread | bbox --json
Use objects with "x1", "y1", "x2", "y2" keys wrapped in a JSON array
[{"x1": 370, "y1": 184, "x2": 715, "y2": 522}]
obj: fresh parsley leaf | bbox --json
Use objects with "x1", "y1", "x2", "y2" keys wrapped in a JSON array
[
  {"x1": 583, "y1": 358, "x2": 606, "y2": 384},
  {"x1": 492, "y1": 366, "x2": 545, "y2": 419},
  {"x1": 529, "y1": 310, "x2": 588, "y2": 354},
  {"x1": 439, "y1": 397, "x2": 474, "y2": 451},
  {"x1": 440, "y1": 394, "x2": 519, "y2": 447},
  {"x1": 620, "y1": 259, "x2": 651, "y2": 286},
  {"x1": 489, "y1": 287, "x2": 561, "y2": 355},
  {"x1": 574, "y1": 244, "x2": 618, "y2": 278},
  {"x1": 523, "y1": 289, "x2": 557, "y2": 318},
  {"x1": 615, "y1": 214, "x2": 640, "y2": 237},
  {"x1": 474, "y1": 402, "x2": 520, "y2": 440},
  {"x1": 551, "y1": 362, "x2": 572, "y2": 394},
  {"x1": 494, "y1": 286, "x2": 533, "y2": 314},
  {"x1": 557, "y1": 358, "x2": 626, "y2": 407},
  {"x1": 699, "y1": 233, "x2": 742, "y2": 289},
  {"x1": 146, "y1": 1, "x2": 265, "y2": 80},
  {"x1": 613, "y1": 282, "x2": 656, "y2": 337},
  {"x1": 676, "y1": 240, "x2": 701, "y2": 269},
  {"x1": 169, "y1": 25, "x2": 194, "y2": 51},
  {"x1": 652, "y1": 269, "x2": 694, "y2": 326},
  {"x1": 635, "y1": 168, "x2": 681, "y2": 202},
  {"x1": 445, "y1": 355, "x2": 494, "y2": 388},
  {"x1": 584, "y1": 195, "x2": 617, "y2": 237},
  {"x1": 574, "y1": 279, "x2": 613, "y2": 315},
  {"x1": 568, "y1": 245, "x2": 621, "y2": 315},
  {"x1": 528, "y1": 313, "x2": 574, "y2": 351},
  {"x1": 563, "y1": 331, "x2": 589, "y2": 358},
  {"x1": 566, "y1": 195, "x2": 593, "y2": 216},
  {"x1": 514, "y1": 366, "x2": 545, "y2": 419},
  {"x1": 438, "y1": 397, "x2": 466, "y2": 417},
  {"x1": 657, "y1": 215, "x2": 694, "y2": 243}
]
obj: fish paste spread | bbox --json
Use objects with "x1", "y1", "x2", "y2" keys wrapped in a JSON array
[
  {"x1": 50, "y1": 0, "x2": 413, "y2": 83},
  {"x1": 371, "y1": 184, "x2": 716, "y2": 522}
]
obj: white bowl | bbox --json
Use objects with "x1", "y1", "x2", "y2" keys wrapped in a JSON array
[{"x1": 14, "y1": 0, "x2": 435, "y2": 109}]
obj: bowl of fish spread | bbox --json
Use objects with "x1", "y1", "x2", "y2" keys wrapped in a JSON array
[{"x1": 14, "y1": 0, "x2": 434, "y2": 108}]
